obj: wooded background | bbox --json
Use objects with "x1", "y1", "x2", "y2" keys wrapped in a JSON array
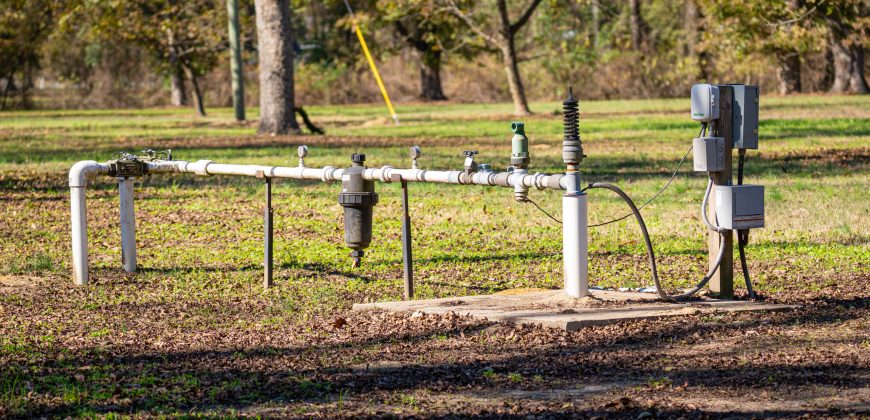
[{"x1": 1, "y1": 0, "x2": 867, "y2": 114}]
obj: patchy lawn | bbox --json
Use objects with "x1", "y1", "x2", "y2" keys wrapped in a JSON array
[{"x1": 1, "y1": 96, "x2": 868, "y2": 418}]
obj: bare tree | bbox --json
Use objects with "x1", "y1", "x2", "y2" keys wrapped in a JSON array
[
  {"x1": 447, "y1": 0, "x2": 543, "y2": 116},
  {"x1": 254, "y1": 0, "x2": 300, "y2": 134}
]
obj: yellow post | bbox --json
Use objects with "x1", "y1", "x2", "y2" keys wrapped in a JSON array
[{"x1": 354, "y1": 25, "x2": 399, "y2": 124}]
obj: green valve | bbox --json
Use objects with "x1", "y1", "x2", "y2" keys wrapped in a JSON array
[{"x1": 510, "y1": 121, "x2": 529, "y2": 168}]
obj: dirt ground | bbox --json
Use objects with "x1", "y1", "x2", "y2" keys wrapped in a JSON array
[{"x1": 1, "y1": 266, "x2": 867, "y2": 418}]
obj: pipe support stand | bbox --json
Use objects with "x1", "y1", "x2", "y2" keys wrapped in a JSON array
[{"x1": 118, "y1": 178, "x2": 137, "y2": 273}]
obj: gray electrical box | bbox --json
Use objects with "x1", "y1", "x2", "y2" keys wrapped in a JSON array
[
  {"x1": 691, "y1": 84, "x2": 720, "y2": 122},
  {"x1": 715, "y1": 185, "x2": 764, "y2": 230},
  {"x1": 725, "y1": 84, "x2": 759, "y2": 149},
  {"x1": 693, "y1": 137, "x2": 725, "y2": 172}
]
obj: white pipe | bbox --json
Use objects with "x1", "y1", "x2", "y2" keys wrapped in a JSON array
[
  {"x1": 563, "y1": 194, "x2": 589, "y2": 297},
  {"x1": 119, "y1": 178, "x2": 136, "y2": 273},
  {"x1": 69, "y1": 161, "x2": 109, "y2": 285},
  {"x1": 562, "y1": 173, "x2": 588, "y2": 298},
  {"x1": 144, "y1": 160, "x2": 567, "y2": 191},
  {"x1": 70, "y1": 186, "x2": 89, "y2": 285},
  {"x1": 71, "y1": 158, "x2": 569, "y2": 286}
]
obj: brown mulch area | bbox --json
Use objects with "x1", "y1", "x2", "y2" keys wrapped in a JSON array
[{"x1": 1, "y1": 265, "x2": 868, "y2": 418}]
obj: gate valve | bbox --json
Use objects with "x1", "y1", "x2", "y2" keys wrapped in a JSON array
[{"x1": 463, "y1": 150, "x2": 479, "y2": 174}]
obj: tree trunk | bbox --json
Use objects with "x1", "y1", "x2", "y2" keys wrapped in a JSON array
[
  {"x1": 254, "y1": 0, "x2": 300, "y2": 134},
  {"x1": 850, "y1": 46, "x2": 870, "y2": 93},
  {"x1": 777, "y1": 51, "x2": 802, "y2": 94},
  {"x1": 497, "y1": 0, "x2": 532, "y2": 116},
  {"x1": 182, "y1": 65, "x2": 206, "y2": 116},
  {"x1": 591, "y1": 0, "x2": 600, "y2": 47},
  {"x1": 170, "y1": 64, "x2": 187, "y2": 106},
  {"x1": 502, "y1": 44, "x2": 530, "y2": 116},
  {"x1": 419, "y1": 50, "x2": 447, "y2": 101},
  {"x1": 629, "y1": 0, "x2": 643, "y2": 51},
  {"x1": 167, "y1": 29, "x2": 188, "y2": 106},
  {"x1": 683, "y1": 0, "x2": 697, "y2": 57},
  {"x1": 830, "y1": 34, "x2": 869, "y2": 94}
]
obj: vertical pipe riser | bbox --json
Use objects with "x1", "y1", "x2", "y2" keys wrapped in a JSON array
[
  {"x1": 563, "y1": 193, "x2": 588, "y2": 298},
  {"x1": 119, "y1": 179, "x2": 137, "y2": 273},
  {"x1": 71, "y1": 187, "x2": 89, "y2": 285}
]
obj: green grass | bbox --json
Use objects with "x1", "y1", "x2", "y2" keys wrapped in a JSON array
[
  {"x1": 1, "y1": 96, "x2": 868, "y2": 300},
  {"x1": 0, "y1": 95, "x2": 868, "y2": 416}
]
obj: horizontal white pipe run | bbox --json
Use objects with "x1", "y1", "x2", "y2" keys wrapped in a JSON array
[
  {"x1": 70, "y1": 159, "x2": 581, "y2": 291},
  {"x1": 143, "y1": 160, "x2": 568, "y2": 191}
]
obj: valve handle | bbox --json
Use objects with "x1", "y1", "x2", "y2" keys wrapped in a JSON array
[{"x1": 463, "y1": 150, "x2": 479, "y2": 157}]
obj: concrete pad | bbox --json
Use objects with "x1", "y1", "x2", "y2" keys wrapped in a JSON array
[{"x1": 352, "y1": 289, "x2": 798, "y2": 331}]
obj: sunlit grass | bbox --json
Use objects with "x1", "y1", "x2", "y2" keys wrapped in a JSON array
[{"x1": 0, "y1": 94, "x2": 868, "y2": 308}]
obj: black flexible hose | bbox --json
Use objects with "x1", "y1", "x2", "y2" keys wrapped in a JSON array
[
  {"x1": 586, "y1": 182, "x2": 727, "y2": 301},
  {"x1": 738, "y1": 237, "x2": 755, "y2": 298},
  {"x1": 586, "y1": 182, "x2": 667, "y2": 300}
]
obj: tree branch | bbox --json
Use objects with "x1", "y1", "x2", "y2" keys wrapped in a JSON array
[
  {"x1": 510, "y1": 0, "x2": 543, "y2": 34},
  {"x1": 445, "y1": 0, "x2": 501, "y2": 47}
]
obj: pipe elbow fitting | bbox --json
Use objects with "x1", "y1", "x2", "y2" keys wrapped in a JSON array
[{"x1": 69, "y1": 161, "x2": 104, "y2": 187}]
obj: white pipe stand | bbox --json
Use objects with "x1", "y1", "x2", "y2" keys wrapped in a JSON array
[
  {"x1": 119, "y1": 178, "x2": 137, "y2": 273},
  {"x1": 71, "y1": 186, "x2": 89, "y2": 285},
  {"x1": 562, "y1": 194, "x2": 589, "y2": 297},
  {"x1": 562, "y1": 172, "x2": 589, "y2": 298}
]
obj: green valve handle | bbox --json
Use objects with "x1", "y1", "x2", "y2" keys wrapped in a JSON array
[{"x1": 511, "y1": 121, "x2": 529, "y2": 168}]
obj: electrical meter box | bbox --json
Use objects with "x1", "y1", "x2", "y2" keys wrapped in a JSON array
[
  {"x1": 725, "y1": 84, "x2": 759, "y2": 149},
  {"x1": 691, "y1": 84, "x2": 719, "y2": 122},
  {"x1": 693, "y1": 137, "x2": 725, "y2": 172},
  {"x1": 715, "y1": 185, "x2": 764, "y2": 230}
]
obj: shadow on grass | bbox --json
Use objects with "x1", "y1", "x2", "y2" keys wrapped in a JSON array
[{"x1": 7, "y1": 296, "x2": 867, "y2": 417}]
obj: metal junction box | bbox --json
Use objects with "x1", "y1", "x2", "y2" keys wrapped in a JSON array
[
  {"x1": 715, "y1": 185, "x2": 764, "y2": 230},
  {"x1": 693, "y1": 137, "x2": 725, "y2": 172},
  {"x1": 725, "y1": 84, "x2": 759, "y2": 149}
]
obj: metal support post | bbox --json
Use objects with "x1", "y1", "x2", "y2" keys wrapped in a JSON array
[
  {"x1": 119, "y1": 177, "x2": 137, "y2": 273},
  {"x1": 400, "y1": 178, "x2": 413, "y2": 300},
  {"x1": 710, "y1": 85, "x2": 734, "y2": 298},
  {"x1": 263, "y1": 175, "x2": 273, "y2": 288},
  {"x1": 392, "y1": 174, "x2": 414, "y2": 300}
]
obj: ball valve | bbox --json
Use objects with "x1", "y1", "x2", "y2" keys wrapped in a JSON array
[{"x1": 338, "y1": 153, "x2": 378, "y2": 268}]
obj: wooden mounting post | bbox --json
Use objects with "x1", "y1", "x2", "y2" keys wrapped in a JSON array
[{"x1": 709, "y1": 85, "x2": 734, "y2": 298}]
